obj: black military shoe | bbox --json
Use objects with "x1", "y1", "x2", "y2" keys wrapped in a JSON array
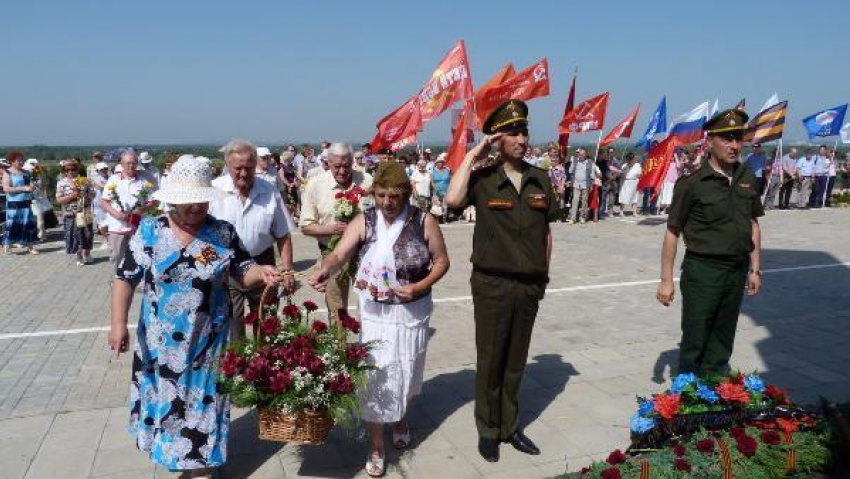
[
  {"x1": 506, "y1": 430, "x2": 540, "y2": 455},
  {"x1": 478, "y1": 437, "x2": 500, "y2": 462}
]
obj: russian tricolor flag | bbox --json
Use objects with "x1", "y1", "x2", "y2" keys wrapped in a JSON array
[{"x1": 668, "y1": 101, "x2": 710, "y2": 144}]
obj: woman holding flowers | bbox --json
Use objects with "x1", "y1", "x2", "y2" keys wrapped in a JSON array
[
  {"x1": 309, "y1": 161, "x2": 450, "y2": 477},
  {"x1": 108, "y1": 156, "x2": 285, "y2": 478},
  {"x1": 2, "y1": 151, "x2": 39, "y2": 254},
  {"x1": 56, "y1": 159, "x2": 96, "y2": 265}
]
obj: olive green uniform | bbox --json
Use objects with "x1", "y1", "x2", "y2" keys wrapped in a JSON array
[
  {"x1": 467, "y1": 161, "x2": 559, "y2": 440},
  {"x1": 667, "y1": 158, "x2": 764, "y2": 376}
]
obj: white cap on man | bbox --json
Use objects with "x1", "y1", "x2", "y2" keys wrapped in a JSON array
[
  {"x1": 95, "y1": 162, "x2": 109, "y2": 170},
  {"x1": 256, "y1": 147, "x2": 272, "y2": 157},
  {"x1": 139, "y1": 152, "x2": 153, "y2": 163},
  {"x1": 26, "y1": 158, "x2": 39, "y2": 165}
]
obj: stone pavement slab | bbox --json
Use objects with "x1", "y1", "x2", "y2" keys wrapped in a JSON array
[{"x1": 1, "y1": 208, "x2": 849, "y2": 477}]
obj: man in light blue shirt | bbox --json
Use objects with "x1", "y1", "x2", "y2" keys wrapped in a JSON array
[
  {"x1": 811, "y1": 145, "x2": 830, "y2": 207},
  {"x1": 746, "y1": 143, "x2": 768, "y2": 195},
  {"x1": 796, "y1": 149, "x2": 815, "y2": 208}
]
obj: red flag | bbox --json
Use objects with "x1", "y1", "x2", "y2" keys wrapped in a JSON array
[
  {"x1": 599, "y1": 104, "x2": 641, "y2": 148},
  {"x1": 636, "y1": 136, "x2": 679, "y2": 199},
  {"x1": 557, "y1": 71, "x2": 577, "y2": 159},
  {"x1": 446, "y1": 101, "x2": 472, "y2": 172},
  {"x1": 418, "y1": 40, "x2": 474, "y2": 124},
  {"x1": 474, "y1": 58, "x2": 550, "y2": 128},
  {"x1": 370, "y1": 95, "x2": 422, "y2": 153},
  {"x1": 559, "y1": 92, "x2": 609, "y2": 134},
  {"x1": 472, "y1": 63, "x2": 516, "y2": 129}
]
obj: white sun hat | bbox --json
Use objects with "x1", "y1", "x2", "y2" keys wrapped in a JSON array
[
  {"x1": 256, "y1": 147, "x2": 272, "y2": 157},
  {"x1": 26, "y1": 158, "x2": 39, "y2": 165},
  {"x1": 152, "y1": 155, "x2": 229, "y2": 205},
  {"x1": 139, "y1": 151, "x2": 153, "y2": 163},
  {"x1": 95, "y1": 162, "x2": 109, "y2": 170}
]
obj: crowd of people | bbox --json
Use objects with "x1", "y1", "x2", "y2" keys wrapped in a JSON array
[{"x1": 2, "y1": 117, "x2": 849, "y2": 477}]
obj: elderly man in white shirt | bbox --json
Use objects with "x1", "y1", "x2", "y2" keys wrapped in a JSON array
[
  {"x1": 210, "y1": 139, "x2": 296, "y2": 339},
  {"x1": 300, "y1": 143, "x2": 372, "y2": 316},
  {"x1": 100, "y1": 149, "x2": 152, "y2": 268}
]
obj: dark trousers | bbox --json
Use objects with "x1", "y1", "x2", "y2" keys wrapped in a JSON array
[
  {"x1": 678, "y1": 255, "x2": 747, "y2": 377},
  {"x1": 228, "y1": 247, "x2": 276, "y2": 340},
  {"x1": 471, "y1": 271, "x2": 543, "y2": 440},
  {"x1": 811, "y1": 175, "x2": 827, "y2": 207},
  {"x1": 825, "y1": 176, "x2": 836, "y2": 206},
  {"x1": 641, "y1": 187, "x2": 657, "y2": 214},
  {"x1": 755, "y1": 177, "x2": 766, "y2": 196},
  {"x1": 778, "y1": 179, "x2": 794, "y2": 209},
  {"x1": 599, "y1": 185, "x2": 609, "y2": 218}
]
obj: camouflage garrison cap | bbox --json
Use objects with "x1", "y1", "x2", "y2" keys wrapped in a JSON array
[
  {"x1": 482, "y1": 99, "x2": 529, "y2": 135},
  {"x1": 704, "y1": 108, "x2": 749, "y2": 136}
]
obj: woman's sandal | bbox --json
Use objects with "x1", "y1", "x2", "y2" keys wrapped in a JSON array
[
  {"x1": 365, "y1": 451, "x2": 385, "y2": 477},
  {"x1": 393, "y1": 423, "x2": 411, "y2": 450}
]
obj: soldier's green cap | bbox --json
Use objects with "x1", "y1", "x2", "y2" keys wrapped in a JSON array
[
  {"x1": 704, "y1": 108, "x2": 749, "y2": 136},
  {"x1": 482, "y1": 99, "x2": 529, "y2": 135},
  {"x1": 373, "y1": 161, "x2": 412, "y2": 191}
]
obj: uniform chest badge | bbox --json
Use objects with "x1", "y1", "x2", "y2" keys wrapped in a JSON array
[
  {"x1": 487, "y1": 198, "x2": 514, "y2": 210},
  {"x1": 528, "y1": 193, "x2": 548, "y2": 210}
]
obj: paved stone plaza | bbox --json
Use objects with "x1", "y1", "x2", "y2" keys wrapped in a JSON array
[{"x1": 1, "y1": 208, "x2": 849, "y2": 478}]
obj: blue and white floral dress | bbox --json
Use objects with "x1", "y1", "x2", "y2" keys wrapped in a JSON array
[{"x1": 116, "y1": 215, "x2": 254, "y2": 470}]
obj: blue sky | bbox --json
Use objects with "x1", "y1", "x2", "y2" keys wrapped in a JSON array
[{"x1": 1, "y1": 1, "x2": 847, "y2": 146}]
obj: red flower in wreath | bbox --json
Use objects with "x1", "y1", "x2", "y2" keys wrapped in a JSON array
[
  {"x1": 736, "y1": 434, "x2": 758, "y2": 457},
  {"x1": 601, "y1": 468, "x2": 621, "y2": 479},
  {"x1": 346, "y1": 344, "x2": 369, "y2": 364},
  {"x1": 653, "y1": 393, "x2": 681, "y2": 420},
  {"x1": 311, "y1": 320, "x2": 328, "y2": 334},
  {"x1": 606, "y1": 449, "x2": 627, "y2": 465},
  {"x1": 761, "y1": 430, "x2": 781, "y2": 446},
  {"x1": 220, "y1": 350, "x2": 244, "y2": 377},
  {"x1": 260, "y1": 316, "x2": 281, "y2": 336},
  {"x1": 776, "y1": 417, "x2": 799, "y2": 433},
  {"x1": 328, "y1": 374, "x2": 354, "y2": 394},
  {"x1": 764, "y1": 384, "x2": 790, "y2": 404},
  {"x1": 672, "y1": 444, "x2": 687, "y2": 457},
  {"x1": 696, "y1": 438, "x2": 715, "y2": 454},
  {"x1": 282, "y1": 304, "x2": 301, "y2": 318},
  {"x1": 717, "y1": 381, "x2": 750, "y2": 404},
  {"x1": 338, "y1": 309, "x2": 361, "y2": 333},
  {"x1": 268, "y1": 370, "x2": 292, "y2": 394},
  {"x1": 674, "y1": 458, "x2": 692, "y2": 472},
  {"x1": 303, "y1": 300, "x2": 319, "y2": 312}
]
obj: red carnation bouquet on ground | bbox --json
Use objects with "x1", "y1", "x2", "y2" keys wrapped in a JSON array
[
  {"x1": 218, "y1": 299, "x2": 377, "y2": 433},
  {"x1": 325, "y1": 186, "x2": 366, "y2": 280}
]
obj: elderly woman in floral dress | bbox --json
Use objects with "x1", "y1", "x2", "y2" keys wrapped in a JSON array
[
  {"x1": 108, "y1": 156, "x2": 285, "y2": 478},
  {"x1": 309, "y1": 162, "x2": 450, "y2": 477}
]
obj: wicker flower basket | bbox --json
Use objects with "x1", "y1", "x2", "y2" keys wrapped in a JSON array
[
  {"x1": 258, "y1": 407, "x2": 334, "y2": 444},
  {"x1": 251, "y1": 279, "x2": 344, "y2": 445}
]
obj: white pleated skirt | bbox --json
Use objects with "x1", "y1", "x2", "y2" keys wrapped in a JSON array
[
  {"x1": 659, "y1": 181, "x2": 676, "y2": 206},
  {"x1": 619, "y1": 178, "x2": 640, "y2": 205},
  {"x1": 357, "y1": 293, "x2": 432, "y2": 423}
]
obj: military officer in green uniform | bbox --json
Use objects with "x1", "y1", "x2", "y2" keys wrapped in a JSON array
[
  {"x1": 446, "y1": 100, "x2": 559, "y2": 462},
  {"x1": 657, "y1": 108, "x2": 763, "y2": 377}
]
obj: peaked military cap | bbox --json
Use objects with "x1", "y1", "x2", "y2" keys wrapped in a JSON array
[
  {"x1": 704, "y1": 108, "x2": 749, "y2": 135},
  {"x1": 482, "y1": 99, "x2": 529, "y2": 134}
]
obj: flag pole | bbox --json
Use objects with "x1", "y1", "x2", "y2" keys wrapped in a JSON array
[
  {"x1": 821, "y1": 138, "x2": 839, "y2": 207},
  {"x1": 761, "y1": 141, "x2": 782, "y2": 206},
  {"x1": 592, "y1": 129, "x2": 604, "y2": 163}
]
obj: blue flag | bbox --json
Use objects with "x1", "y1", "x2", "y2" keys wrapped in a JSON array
[
  {"x1": 636, "y1": 96, "x2": 667, "y2": 150},
  {"x1": 802, "y1": 104, "x2": 848, "y2": 139}
]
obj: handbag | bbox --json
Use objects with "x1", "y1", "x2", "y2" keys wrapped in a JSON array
[{"x1": 74, "y1": 197, "x2": 94, "y2": 227}]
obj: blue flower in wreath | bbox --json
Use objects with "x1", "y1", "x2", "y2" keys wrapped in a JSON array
[
  {"x1": 630, "y1": 413, "x2": 657, "y2": 433},
  {"x1": 638, "y1": 399, "x2": 655, "y2": 416},
  {"x1": 696, "y1": 382, "x2": 719, "y2": 404},
  {"x1": 671, "y1": 372, "x2": 698, "y2": 393},
  {"x1": 744, "y1": 375, "x2": 765, "y2": 393}
]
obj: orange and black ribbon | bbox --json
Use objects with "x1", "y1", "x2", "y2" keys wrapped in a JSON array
[
  {"x1": 717, "y1": 438, "x2": 734, "y2": 479},
  {"x1": 639, "y1": 459, "x2": 650, "y2": 479},
  {"x1": 784, "y1": 431, "x2": 796, "y2": 472}
]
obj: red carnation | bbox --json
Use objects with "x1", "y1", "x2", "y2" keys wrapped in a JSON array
[
  {"x1": 350, "y1": 186, "x2": 364, "y2": 196},
  {"x1": 303, "y1": 300, "x2": 319, "y2": 312},
  {"x1": 653, "y1": 393, "x2": 681, "y2": 420},
  {"x1": 282, "y1": 304, "x2": 300, "y2": 318},
  {"x1": 311, "y1": 320, "x2": 328, "y2": 334},
  {"x1": 764, "y1": 385, "x2": 790, "y2": 404},
  {"x1": 696, "y1": 438, "x2": 715, "y2": 454},
  {"x1": 730, "y1": 427, "x2": 746, "y2": 439},
  {"x1": 672, "y1": 444, "x2": 687, "y2": 457},
  {"x1": 220, "y1": 350, "x2": 244, "y2": 377},
  {"x1": 761, "y1": 430, "x2": 781, "y2": 446},
  {"x1": 673, "y1": 458, "x2": 692, "y2": 473},
  {"x1": 260, "y1": 316, "x2": 281, "y2": 336},
  {"x1": 328, "y1": 374, "x2": 354, "y2": 394},
  {"x1": 776, "y1": 417, "x2": 799, "y2": 433},
  {"x1": 600, "y1": 468, "x2": 621, "y2": 479},
  {"x1": 338, "y1": 310, "x2": 361, "y2": 333},
  {"x1": 736, "y1": 435, "x2": 758, "y2": 457},
  {"x1": 268, "y1": 370, "x2": 292, "y2": 394},
  {"x1": 242, "y1": 310, "x2": 259, "y2": 326},
  {"x1": 606, "y1": 449, "x2": 627, "y2": 465},
  {"x1": 717, "y1": 381, "x2": 751, "y2": 404},
  {"x1": 346, "y1": 344, "x2": 369, "y2": 364}
]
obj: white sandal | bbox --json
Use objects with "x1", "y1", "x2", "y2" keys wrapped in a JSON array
[{"x1": 365, "y1": 451, "x2": 385, "y2": 477}]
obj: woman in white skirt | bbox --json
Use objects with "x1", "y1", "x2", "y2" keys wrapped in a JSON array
[
  {"x1": 658, "y1": 152, "x2": 683, "y2": 214},
  {"x1": 309, "y1": 161, "x2": 450, "y2": 477},
  {"x1": 617, "y1": 152, "x2": 642, "y2": 215}
]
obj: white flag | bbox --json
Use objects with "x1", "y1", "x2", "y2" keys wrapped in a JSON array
[
  {"x1": 841, "y1": 123, "x2": 850, "y2": 144},
  {"x1": 760, "y1": 93, "x2": 779, "y2": 114},
  {"x1": 710, "y1": 98, "x2": 720, "y2": 117}
]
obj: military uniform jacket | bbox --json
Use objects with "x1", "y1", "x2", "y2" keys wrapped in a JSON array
[
  {"x1": 667, "y1": 158, "x2": 764, "y2": 268},
  {"x1": 467, "y1": 161, "x2": 559, "y2": 280}
]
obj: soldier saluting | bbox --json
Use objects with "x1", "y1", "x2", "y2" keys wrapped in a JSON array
[
  {"x1": 657, "y1": 109, "x2": 763, "y2": 377},
  {"x1": 446, "y1": 100, "x2": 559, "y2": 462}
]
